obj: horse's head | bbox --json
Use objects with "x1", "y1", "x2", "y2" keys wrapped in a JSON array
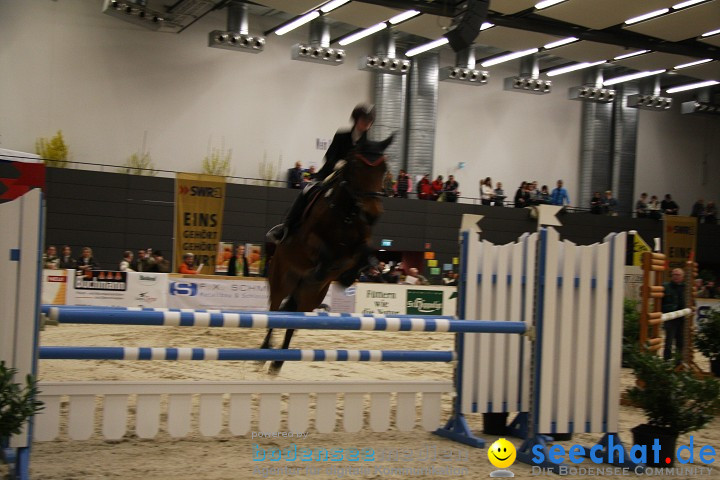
[{"x1": 343, "y1": 135, "x2": 393, "y2": 192}]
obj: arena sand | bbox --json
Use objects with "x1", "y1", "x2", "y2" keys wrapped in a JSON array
[{"x1": 13, "y1": 324, "x2": 720, "y2": 480}]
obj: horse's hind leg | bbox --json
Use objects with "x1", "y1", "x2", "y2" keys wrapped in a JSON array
[{"x1": 268, "y1": 328, "x2": 295, "y2": 374}]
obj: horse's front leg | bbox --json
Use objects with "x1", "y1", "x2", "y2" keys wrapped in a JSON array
[{"x1": 268, "y1": 329, "x2": 295, "y2": 375}]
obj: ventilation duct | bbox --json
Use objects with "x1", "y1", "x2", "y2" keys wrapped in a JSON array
[
  {"x1": 102, "y1": 0, "x2": 165, "y2": 30},
  {"x1": 503, "y1": 55, "x2": 551, "y2": 94},
  {"x1": 292, "y1": 17, "x2": 345, "y2": 66},
  {"x1": 568, "y1": 66, "x2": 615, "y2": 103},
  {"x1": 360, "y1": 27, "x2": 409, "y2": 75},
  {"x1": 680, "y1": 87, "x2": 720, "y2": 115},
  {"x1": 209, "y1": 1, "x2": 265, "y2": 53},
  {"x1": 626, "y1": 76, "x2": 671, "y2": 110},
  {"x1": 103, "y1": 0, "x2": 226, "y2": 33},
  {"x1": 439, "y1": 47, "x2": 488, "y2": 86}
]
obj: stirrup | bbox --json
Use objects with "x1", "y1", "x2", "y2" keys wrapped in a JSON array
[{"x1": 266, "y1": 224, "x2": 287, "y2": 243}]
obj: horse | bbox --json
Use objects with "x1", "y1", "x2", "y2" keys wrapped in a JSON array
[{"x1": 262, "y1": 135, "x2": 393, "y2": 373}]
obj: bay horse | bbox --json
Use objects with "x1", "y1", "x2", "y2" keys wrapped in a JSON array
[{"x1": 262, "y1": 135, "x2": 393, "y2": 373}]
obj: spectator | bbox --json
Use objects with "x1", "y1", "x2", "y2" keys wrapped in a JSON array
[
  {"x1": 480, "y1": 177, "x2": 493, "y2": 206},
  {"x1": 528, "y1": 181, "x2": 541, "y2": 205},
  {"x1": 149, "y1": 250, "x2": 171, "y2": 273},
  {"x1": 705, "y1": 201, "x2": 717, "y2": 224},
  {"x1": 443, "y1": 175, "x2": 459, "y2": 203},
  {"x1": 382, "y1": 264, "x2": 400, "y2": 284},
  {"x1": 58, "y1": 245, "x2": 77, "y2": 269},
  {"x1": 178, "y1": 252, "x2": 198, "y2": 274},
  {"x1": 302, "y1": 165, "x2": 316, "y2": 185},
  {"x1": 493, "y1": 182, "x2": 506, "y2": 207},
  {"x1": 43, "y1": 245, "x2": 60, "y2": 270},
  {"x1": 690, "y1": 199, "x2": 705, "y2": 221},
  {"x1": 661, "y1": 194, "x2": 679, "y2": 215},
  {"x1": 514, "y1": 182, "x2": 528, "y2": 208},
  {"x1": 550, "y1": 180, "x2": 570, "y2": 207},
  {"x1": 77, "y1": 247, "x2": 98, "y2": 272},
  {"x1": 417, "y1": 174, "x2": 432, "y2": 200},
  {"x1": 403, "y1": 267, "x2": 429, "y2": 285},
  {"x1": 382, "y1": 171, "x2": 394, "y2": 197},
  {"x1": 662, "y1": 268, "x2": 686, "y2": 363},
  {"x1": 590, "y1": 192, "x2": 603, "y2": 214},
  {"x1": 603, "y1": 190, "x2": 618, "y2": 216},
  {"x1": 227, "y1": 244, "x2": 249, "y2": 277},
  {"x1": 119, "y1": 251, "x2": 134, "y2": 272},
  {"x1": 360, "y1": 266, "x2": 385, "y2": 283},
  {"x1": 444, "y1": 271, "x2": 458, "y2": 286},
  {"x1": 431, "y1": 175, "x2": 444, "y2": 201},
  {"x1": 288, "y1": 161, "x2": 303, "y2": 189},
  {"x1": 647, "y1": 195, "x2": 662, "y2": 220},
  {"x1": 539, "y1": 185, "x2": 551, "y2": 204},
  {"x1": 396, "y1": 169, "x2": 410, "y2": 198},
  {"x1": 635, "y1": 193, "x2": 648, "y2": 218}
]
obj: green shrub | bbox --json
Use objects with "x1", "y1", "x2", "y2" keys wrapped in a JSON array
[{"x1": 35, "y1": 130, "x2": 69, "y2": 168}]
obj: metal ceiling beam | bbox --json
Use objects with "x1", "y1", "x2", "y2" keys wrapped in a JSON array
[{"x1": 352, "y1": 0, "x2": 465, "y2": 17}]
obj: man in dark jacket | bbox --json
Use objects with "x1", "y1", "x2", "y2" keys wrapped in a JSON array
[
  {"x1": 267, "y1": 104, "x2": 375, "y2": 243},
  {"x1": 662, "y1": 268, "x2": 686, "y2": 362}
]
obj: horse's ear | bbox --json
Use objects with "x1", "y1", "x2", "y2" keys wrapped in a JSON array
[{"x1": 379, "y1": 134, "x2": 394, "y2": 151}]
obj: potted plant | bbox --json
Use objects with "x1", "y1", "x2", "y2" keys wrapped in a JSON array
[
  {"x1": 627, "y1": 352, "x2": 720, "y2": 466},
  {"x1": 695, "y1": 307, "x2": 720, "y2": 377},
  {"x1": 622, "y1": 299, "x2": 641, "y2": 368},
  {"x1": 0, "y1": 361, "x2": 44, "y2": 471}
]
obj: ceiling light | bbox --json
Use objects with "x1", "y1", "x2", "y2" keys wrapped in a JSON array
[
  {"x1": 666, "y1": 80, "x2": 719, "y2": 93},
  {"x1": 480, "y1": 22, "x2": 494, "y2": 31},
  {"x1": 603, "y1": 69, "x2": 665, "y2": 86},
  {"x1": 320, "y1": 0, "x2": 350, "y2": 13},
  {"x1": 388, "y1": 10, "x2": 420, "y2": 24},
  {"x1": 674, "y1": 59, "x2": 712, "y2": 70},
  {"x1": 406, "y1": 37, "x2": 449, "y2": 57},
  {"x1": 546, "y1": 60, "x2": 606, "y2": 77},
  {"x1": 624, "y1": 8, "x2": 669, "y2": 25},
  {"x1": 700, "y1": 28, "x2": 720, "y2": 37},
  {"x1": 543, "y1": 37, "x2": 578, "y2": 50},
  {"x1": 338, "y1": 22, "x2": 387, "y2": 46},
  {"x1": 481, "y1": 48, "x2": 539, "y2": 67},
  {"x1": 275, "y1": 11, "x2": 320, "y2": 35},
  {"x1": 672, "y1": 0, "x2": 709, "y2": 9},
  {"x1": 535, "y1": 0, "x2": 567, "y2": 10},
  {"x1": 614, "y1": 50, "x2": 650, "y2": 60}
]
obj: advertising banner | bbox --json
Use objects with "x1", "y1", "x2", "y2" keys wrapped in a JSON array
[
  {"x1": 42, "y1": 270, "x2": 68, "y2": 305},
  {"x1": 175, "y1": 173, "x2": 226, "y2": 275},
  {"x1": 167, "y1": 275, "x2": 269, "y2": 310},
  {"x1": 354, "y1": 284, "x2": 457, "y2": 316},
  {"x1": 664, "y1": 215, "x2": 698, "y2": 270},
  {"x1": 215, "y1": 242, "x2": 234, "y2": 274},
  {"x1": 65, "y1": 270, "x2": 168, "y2": 307}
]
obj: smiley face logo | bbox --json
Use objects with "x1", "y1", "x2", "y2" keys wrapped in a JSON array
[{"x1": 488, "y1": 438, "x2": 516, "y2": 469}]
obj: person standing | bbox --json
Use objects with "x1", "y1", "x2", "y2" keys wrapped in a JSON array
[
  {"x1": 635, "y1": 193, "x2": 648, "y2": 218},
  {"x1": 227, "y1": 244, "x2": 249, "y2": 277},
  {"x1": 480, "y1": 177, "x2": 493, "y2": 206},
  {"x1": 382, "y1": 171, "x2": 395, "y2": 197},
  {"x1": 396, "y1": 169, "x2": 410, "y2": 199},
  {"x1": 444, "y1": 175, "x2": 459, "y2": 203},
  {"x1": 493, "y1": 182, "x2": 505, "y2": 207},
  {"x1": 76, "y1": 247, "x2": 98, "y2": 272},
  {"x1": 288, "y1": 162, "x2": 303, "y2": 189},
  {"x1": 550, "y1": 180, "x2": 570, "y2": 207},
  {"x1": 43, "y1": 245, "x2": 60, "y2": 270},
  {"x1": 58, "y1": 245, "x2": 77, "y2": 269},
  {"x1": 661, "y1": 194, "x2": 679, "y2": 215},
  {"x1": 178, "y1": 253, "x2": 198, "y2": 274},
  {"x1": 662, "y1": 268, "x2": 687, "y2": 362},
  {"x1": 431, "y1": 175, "x2": 444, "y2": 200},
  {"x1": 119, "y1": 251, "x2": 135, "y2": 272}
]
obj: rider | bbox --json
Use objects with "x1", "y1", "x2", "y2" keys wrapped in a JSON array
[{"x1": 267, "y1": 104, "x2": 376, "y2": 243}]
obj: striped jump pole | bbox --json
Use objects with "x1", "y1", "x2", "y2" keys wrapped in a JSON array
[
  {"x1": 42, "y1": 304, "x2": 455, "y2": 319},
  {"x1": 39, "y1": 347, "x2": 457, "y2": 362},
  {"x1": 46, "y1": 307, "x2": 527, "y2": 334}
]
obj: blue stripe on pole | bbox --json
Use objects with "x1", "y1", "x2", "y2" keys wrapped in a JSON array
[{"x1": 166, "y1": 348, "x2": 178, "y2": 360}]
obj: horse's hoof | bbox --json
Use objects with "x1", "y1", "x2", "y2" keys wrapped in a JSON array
[{"x1": 268, "y1": 361, "x2": 283, "y2": 375}]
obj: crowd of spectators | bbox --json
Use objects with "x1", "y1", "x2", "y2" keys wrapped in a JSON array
[
  {"x1": 358, "y1": 261, "x2": 457, "y2": 286},
  {"x1": 634, "y1": 193, "x2": 717, "y2": 222},
  {"x1": 43, "y1": 246, "x2": 172, "y2": 273}
]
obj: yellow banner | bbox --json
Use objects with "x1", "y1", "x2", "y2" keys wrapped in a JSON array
[
  {"x1": 632, "y1": 233, "x2": 651, "y2": 266},
  {"x1": 175, "y1": 173, "x2": 226, "y2": 274},
  {"x1": 663, "y1": 215, "x2": 697, "y2": 270}
]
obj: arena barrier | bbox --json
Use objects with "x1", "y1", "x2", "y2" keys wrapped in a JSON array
[{"x1": 4, "y1": 206, "x2": 632, "y2": 474}]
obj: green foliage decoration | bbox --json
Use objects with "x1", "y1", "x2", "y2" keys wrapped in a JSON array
[
  {"x1": 257, "y1": 151, "x2": 283, "y2": 186},
  {"x1": 695, "y1": 307, "x2": 720, "y2": 361},
  {"x1": 35, "y1": 130, "x2": 69, "y2": 168},
  {"x1": 0, "y1": 361, "x2": 44, "y2": 440},
  {"x1": 201, "y1": 147, "x2": 232, "y2": 177},
  {"x1": 119, "y1": 152, "x2": 157, "y2": 176}
]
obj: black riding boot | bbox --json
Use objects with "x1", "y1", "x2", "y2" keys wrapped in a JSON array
[{"x1": 267, "y1": 187, "x2": 311, "y2": 243}]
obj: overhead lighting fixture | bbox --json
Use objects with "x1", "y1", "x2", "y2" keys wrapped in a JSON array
[
  {"x1": 546, "y1": 60, "x2": 606, "y2": 77},
  {"x1": 674, "y1": 59, "x2": 712, "y2": 70},
  {"x1": 481, "y1": 48, "x2": 539, "y2": 68},
  {"x1": 535, "y1": 0, "x2": 567, "y2": 10},
  {"x1": 338, "y1": 22, "x2": 387, "y2": 46},
  {"x1": 406, "y1": 37, "x2": 449, "y2": 57},
  {"x1": 480, "y1": 22, "x2": 494, "y2": 31},
  {"x1": 360, "y1": 56, "x2": 410, "y2": 75},
  {"x1": 672, "y1": 0, "x2": 709, "y2": 9},
  {"x1": 627, "y1": 94, "x2": 672, "y2": 110},
  {"x1": 543, "y1": 37, "x2": 578, "y2": 50},
  {"x1": 505, "y1": 76, "x2": 552, "y2": 94},
  {"x1": 275, "y1": 11, "x2": 320, "y2": 35},
  {"x1": 568, "y1": 86, "x2": 616, "y2": 103},
  {"x1": 624, "y1": 8, "x2": 669, "y2": 25},
  {"x1": 320, "y1": 0, "x2": 350, "y2": 13},
  {"x1": 209, "y1": 31, "x2": 265, "y2": 53},
  {"x1": 388, "y1": 10, "x2": 420, "y2": 24},
  {"x1": 102, "y1": 0, "x2": 165, "y2": 31},
  {"x1": 439, "y1": 67, "x2": 489, "y2": 85},
  {"x1": 614, "y1": 50, "x2": 650, "y2": 60},
  {"x1": 291, "y1": 44, "x2": 345, "y2": 65},
  {"x1": 701, "y1": 28, "x2": 720, "y2": 37},
  {"x1": 603, "y1": 69, "x2": 665, "y2": 86},
  {"x1": 666, "y1": 80, "x2": 719, "y2": 93}
]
